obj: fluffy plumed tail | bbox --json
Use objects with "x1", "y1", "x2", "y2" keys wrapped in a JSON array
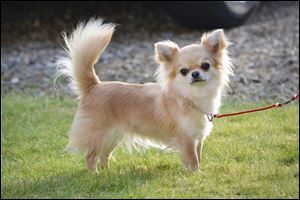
[{"x1": 56, "y1": 18, "x2": 116, "y2": 97}]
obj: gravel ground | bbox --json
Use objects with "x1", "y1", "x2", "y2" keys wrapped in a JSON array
[{"x1": 1, "y1": 1, "x2": 299, "y2": 102}]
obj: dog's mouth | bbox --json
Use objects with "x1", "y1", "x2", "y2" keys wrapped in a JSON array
[{"x1": 191, "y1": 78, "x2": 207, "y2": 84}]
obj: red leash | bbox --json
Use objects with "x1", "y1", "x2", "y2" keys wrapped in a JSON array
[{"x1": 207, "y1": 93, "x2": 299, "y2": 121}]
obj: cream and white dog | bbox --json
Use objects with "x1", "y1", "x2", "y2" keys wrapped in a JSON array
[{"x1": 57, "y1": 18, "x2": 233, "y2": 172}]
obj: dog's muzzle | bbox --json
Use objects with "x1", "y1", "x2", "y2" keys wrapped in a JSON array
[
  {"x1": 191, "y1": 71, "x2": 207, "y2": 84},
  {"x1": 191, "y1": 77, "x2": 207, "y2": 84}
]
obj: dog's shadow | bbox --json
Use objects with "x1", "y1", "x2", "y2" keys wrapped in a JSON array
[{"x1": 4, "y1": 162, "x2": 186, "y2": 197}]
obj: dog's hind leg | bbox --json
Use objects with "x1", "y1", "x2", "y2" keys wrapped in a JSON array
[
  {"x1": 85, "y1": 131, "x2": 107, "y2": 173},
  {"x1": 86, "y1": 149, "x2": 98, "y2": 172},
  {"x1": 98, "y1": 129, "x2": 124, "y2": 168}
]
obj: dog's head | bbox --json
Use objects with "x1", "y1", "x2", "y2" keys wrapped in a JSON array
[{"x1": 154, "y1": 29, "x2": 233, "y2": 99}]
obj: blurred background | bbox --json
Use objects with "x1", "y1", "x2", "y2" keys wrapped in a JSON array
[{"x1": 1, "y1": 1, "x2": 299, "y2": 101}]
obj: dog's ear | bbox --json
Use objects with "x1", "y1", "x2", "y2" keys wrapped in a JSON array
[
  {"x1": 154, "y1": 40, "x2": 179, "y2": 63},
  {"x1": 200, "y1": 29, "x2": 229, "y2": 53}
]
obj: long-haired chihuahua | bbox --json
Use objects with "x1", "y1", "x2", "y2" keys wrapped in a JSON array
[{"x1": 57, "y1": 18, "x2": 233, "y2": 172}]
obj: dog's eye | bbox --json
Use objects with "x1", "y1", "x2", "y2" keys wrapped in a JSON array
[
  {"x1": 201, "y1": 63, "x2": 210, "y2": 71},
  {"x1": 180, "y1": 68, "x2": 189, "y2": 76}
]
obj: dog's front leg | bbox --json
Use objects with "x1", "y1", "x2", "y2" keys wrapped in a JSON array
[
  {"x1": 177, "y1": 133, "x2": 199, "y2": 171},
  {"x1": 196, "y1": 138, "x2": 205, "y2": 168}
]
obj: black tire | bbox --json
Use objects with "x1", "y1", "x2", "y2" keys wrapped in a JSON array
[{"x1": 165, "y1": 1, "x2": 258, "y2": 29}]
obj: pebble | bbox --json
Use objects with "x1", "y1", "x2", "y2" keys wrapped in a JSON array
[{"x1": 10, "y1": 77, "x2": 20, "y2": 84}]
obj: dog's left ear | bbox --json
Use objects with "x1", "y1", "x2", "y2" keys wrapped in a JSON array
[{"x1": 200, "y1": 29, "x2": 229, "y2": 53}]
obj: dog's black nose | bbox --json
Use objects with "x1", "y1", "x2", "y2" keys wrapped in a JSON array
[{"x1": 192, "y1": 71, "x2": 200, "y2": 79}]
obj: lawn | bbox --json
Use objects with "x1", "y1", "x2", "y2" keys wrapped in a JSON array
[{"x1": 1, "y1": 94, "x2": 299, "y2": 198}]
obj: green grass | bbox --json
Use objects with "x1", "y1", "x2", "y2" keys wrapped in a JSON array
[{"x1": 1, "y1": 94, "x2": 299, "y2": 198}]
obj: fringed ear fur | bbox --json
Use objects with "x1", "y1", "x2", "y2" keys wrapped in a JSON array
[
  {"x1": 200, "y1": 29, "x2": 230, "y2": 53},
  {"x1": 154, "y1": 40, "x2": 179, "y2": 63}
]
